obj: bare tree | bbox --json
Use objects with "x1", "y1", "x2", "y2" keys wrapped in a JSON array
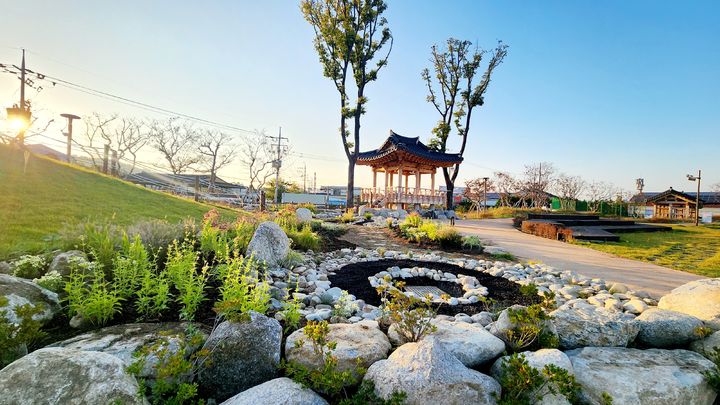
[
  {"x1": 76, "y1": 113, "x2": 149, "y2": 174},
  {"x1": 77, "y1": 113, "x2": 118, "y2": 170},
  {"x1": 493, "y1": 171, "x2": 519, "y2": 207},
  {"x1": 464, "y1": 177, "x2": 495, "y2": 214},
  {"x1": 712, "y1": 183, "x2": 720, "y2": 193},
  {"x1": 554, "y1": 173, "x2": 586, "y2": 211},
  {"x1": 149, "y1": 118, "x2": 200, "y2": 174},
  {"x1": 197, "y1": 130, "x2": 237, "y2": 190},
  {"x1": 422, "y1": 38, "x2": 508, "y2": 208},
  {"x1": 585, "y1": 180, "x2": 615, "y2": 212},
  {"x1": 521, "y1": 162, "x2": 556, "y2": 208},
  {"x1": 237, "y1": 130, "x2": 287, "y2": 204}
]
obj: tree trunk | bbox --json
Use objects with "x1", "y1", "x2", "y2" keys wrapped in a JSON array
[
  {"x1": 346, "y1": 158, "x2": 356, "y2": 208},
  {"x1": 445, "y1": 185, "x2": 454, "y2": 209}
]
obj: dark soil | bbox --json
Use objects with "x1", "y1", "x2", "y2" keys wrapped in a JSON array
[
  {"x1": 317, "y1": 225, "x2": 356, "y2": 252},
  {"x1": 329, "y1": 259, "x2": 540, "y2": 316}
]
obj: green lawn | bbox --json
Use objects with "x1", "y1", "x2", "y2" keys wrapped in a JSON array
[
  {"x1": 0, "y1": 145, "x2": 239, "y2": 259},
  {"x1": 575, "y1": 223, "x2": 720, "y2": 278}
]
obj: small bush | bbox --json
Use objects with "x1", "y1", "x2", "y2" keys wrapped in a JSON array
[
  {"x1": 332, "y1": 290, "x2": 359, "y2": 319},
  {"x1": 65, "y1": 261, "x2": 122, "y2": 326},
  {"x1": 213, "y1": 255, "x2": 271, "y2": 322},
  {"x1": 364, "y1": 212, "x2": 373, "y2": 220},
  {"x1": 340, "y1": 380, "x2": 407, "y2": 405},
  {"x1": 376, "y1": 277, "x2": 439, "y2": 343},
  {"x1": 434, "y1": 226, "x2": 462, "y2": 249},
  {"x1": 283, "y1": 321, "x2": 356, "y2": 398},
  {"x1": 113, "y1": 235, "x2": 152, "y2": 300},
  {"x1": 403, "y1": 212, "x2": 423, "y2": 228},
  {"x1": 505, "y1": 305, "x2": 557, "y2": 352},
  {"x1": 59, "y1": 219, "x2": 121, "y2": 274},
  {"x1": 286, "y1": 225, "x2": 321, "y2": 251},
  {"x1": 519, "y1": 283, "x2": 539, "y2": 298},
  {"x1": 278, "y1": 250, "x2": 305, "y2": 269},
  {"x1": 11, "y1": 255, "x2": 47, "y2": 279},
  {"x1": 461, "y1": 235, "x2": 483, "y2": 251},
  {"x1": 0, "y1": 298, "x2": 46, "y2": 368},
  {"x1": 164, "y1": 241, "x2": 207, "y2": 321},
  {"x1": 495, "y1": 352, "x2": 582, "y2": 405},
  {"x1": 125, "y1": 218, "x2": 189, "y2": 256},
  {"x1": 232, "y1": 219, "x2": 257, "y2": 254},
  {"x1": 280, "y1": 297, "x2": 303, "y2": 334},
  {"x1": 491, "y1": 252, "x2": 516, "y2": 261},
  {"x1": 33, "y1": 270, "x2": 64, "y2": 293},
  {"x1": 339, "y1": 210, "x2": 356, "y2": 223},
  {"x1": 702, "y1": 347, "x2": 720, "y2": 392},
  {"x1": 135, "y1": 268, "x2": 171, "y2": 321}
]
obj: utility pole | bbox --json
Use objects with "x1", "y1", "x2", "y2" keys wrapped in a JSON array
[
  {"x1": 61, "y1": 113, "x2": 80, "y2": 163},
  {"x1": 482, "y1": 177, "x2": 489, "y2": 212},
  {"x1": 102, "y1": 144, "x2": 110, "y2": 174},
  {"x1": 313, "y1": 172, "x2": 317, "y2": 194},
  {"x1": 6, "y1": 49, "x2": 32, "y2": 146},
  {"x1": 266, "y1": 127, "x2": 289, "y2": 205},
  {"x1": 18, "y1": 49, "x2": 26, "y2": 145},
  {"x1": 299, "y1": 163, "x2": 307, "y2": 193},
  {"x1": 687, "y1": 170, "x2": 702, "y2": 226}
]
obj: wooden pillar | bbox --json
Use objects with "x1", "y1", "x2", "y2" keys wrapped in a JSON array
[
  {"x1": 372, "y1": 168, "x2": 377, "y2": 188},
  {"x1": 431, "y1": 170, "x2": 436, "y2": 192},
  {"x1": 397, "y1": 164, "x2": 403, "y2": 209},
  {"x1": 404, "y1": 173, "x2": 409, "y2": 191},
  {"x1": 384, "y1": 169, "x2": 389, "y2": 208},
  {"x1": 415, "y1": 170, "x2": 421, "y2": 193}
]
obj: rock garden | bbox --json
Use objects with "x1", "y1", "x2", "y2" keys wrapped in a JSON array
[{"x1": 1, "y1": 206, "x2": 719, "y2": 404}]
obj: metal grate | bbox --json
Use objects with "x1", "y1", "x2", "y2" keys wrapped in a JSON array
[{"x1": 405, "y1": 285, "x2": 447, "y2": 298}]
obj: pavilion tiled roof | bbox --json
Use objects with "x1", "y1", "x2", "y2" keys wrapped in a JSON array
[
  {"x1": 357, "y1": 131, "x2": 463, "y2": 165},
  {"x1": 630, "y1": 189, "x2": 720, "y2": 205}
]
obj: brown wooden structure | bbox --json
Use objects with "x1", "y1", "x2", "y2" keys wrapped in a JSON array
[
  {"x1": 357, "y1": 131, "x2": 462, "y2": 208},
  {"x1": 645, "y1": 188, "x2": 701, "y2": 220}
]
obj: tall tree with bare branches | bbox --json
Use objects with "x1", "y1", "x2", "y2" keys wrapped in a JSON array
[
  {"x1": 302, "y1": 0, "x2": 393, "y2": 207},
  {"x1": 238, "y1": 130, "x2": 287, "y2": 204},
  {"x1": 555, "y1": 173, "x2": 586, "y2": 210},
  {"x1": 149, "y1": 118, "x2": 200, "y2": 174},
  {"x1": 585, "y1": 180, "x2": 616, "y2": 212},
  {"x1": 520, "y1": 162, "x2": 556, "y2": 208},
  {"x1": 77, "y1": 113, "x2": 148, "y2": 174},
  {"x1": 423, "y1": 38, "x2": 508, "y2": 208},
  {"x1": 197, "y1": 130, "x2": 237, "y2": 190},
  {"x1": 493, "y1": 171, "x2": 519, "y2": 207},
  {"x1": 464, "y1": 177, "x2": 495, "y2": 213}
]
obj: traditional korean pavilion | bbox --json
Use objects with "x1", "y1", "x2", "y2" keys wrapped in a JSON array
[{"x1": 357, "y1": 131, "x2": 463, "y2": 208}]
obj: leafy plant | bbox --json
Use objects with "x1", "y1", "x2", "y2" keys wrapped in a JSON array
[
  {"x1": 213, "y1": 255, "x2": 271, "y2": 322},
  {"x1": 505, "y1": 304, "x2": 557, "y2": 352},
  {"x1": 135, "y1": 268, "x2": 171, "y2": 320},
  {"x1": 461, "y1": 235, "x2": 483, "y2": 251},
  {"x1": 491, "y1": 252, "x2": 516, "y2": 261},
  {"x1": 278, "y1": 250, "x2": 305, "y2": 269},
  {"x1": 494, "y1": 352, "x2": 582, "y2": 405},
  {"x1": 286, "y1": 224, "x2": 321, "y2": 251},
  {"x1": 702, "y1": 347, "x2": 720, "y2": 392},
  {"x1": 231, "y1": 219, "x2": 257, "y2": 254},
  {"x1": 65, "y1": 261, "x2": 122, "y2": 326},
  {"x1": 434, "y1": 225, "x2": 462, "y2": 249},
  {"x1": 283, "y1": 321, "x2": 356, "y2": 398},
  {"x1": 127, "y1": 326, "x2": 210, "y2": 405},
  {"x1": 126, "y1": 218, "x2": 190, "y2": 259},
  {"x1": 540, "y1": 290, "x2": 558, "y2": 310},
  {"x1": 519, "y1": 283, "x2": 539, "y2": 298},
  {"x1": 403, "y1": 212, "x2": 423, "y2": 228},
  {"x1": 332, "y1": 290, "x2": 359, "y2": 319},
  {"x1": 601, "y1": 392, "x2": 614, "y2": 405},
  {"x1": 280, "y1": 296, "x2": 303, "y2": 334},
  {"x1": 113, "y1": 234, "x2": 152, "y2": 300},
  {"x1": 0, "y1": 298, "x2": 46, "y2": 368},
  {"x1": 33, "y1": 270, "x2": 64, "y2": 293},
  {"x1": 364, "y1": 212, "x2": 373, "y2": 220},
  {"x1": 164, "y1": 241, "x2": 207, "y2": 321},
  {"x1": 376, "y1": 277, "x2": 439, "y2": 343},
  {"x1": 11, "y1": 255, "x2": 47, "y2": 279},
  {"x1": 339, "y1": 380, "x2": 407, "y2": 405},
  {"x1": 339, "y1": 210, "x2": 356, "y2": 223}
]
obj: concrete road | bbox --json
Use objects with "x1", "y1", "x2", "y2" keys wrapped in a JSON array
[{"x1": 455, "y1": 218, "x2": 703, "y2": 298}]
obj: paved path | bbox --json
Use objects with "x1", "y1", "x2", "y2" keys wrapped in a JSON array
[{"x1": 454, "y1": 218, "x2": 703, "y2": 298}]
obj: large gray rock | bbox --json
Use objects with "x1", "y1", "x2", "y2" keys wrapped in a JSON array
[
  {"x1": 551, "y1": 305, "x2": 639, "y2": 349},
  {"x1": 413, "y1": 319, "x2": 505, "y2": 367},
  {"x1": 220, "y1": 377, "x2": 328, "y2": 405},
  {"x1": 199, "y1": 312, "x2": 282, "y2": 402},
  {"x1": 566, "y1": 347, "x2": 717, "y2": 405},
  {"x1": 635, "y1": 308, "x2": 705, "y2": 348},
  {"x1": 0, "y1": 273, "x2": 60, "y2": 324},
  {"x1": 364, "y1": 338, "x2": 501, "y2": 405},
  {"x1": 286, "y1": 320, "x2": 390, "y2": 381},
  {"x1": 246, "y1": 221, "x2": 291, "y2": 267},
  {"x1": 690, "y1": 330, "x2": 720, "y2": 358},
  {"x1": 0, "y1": 347, "x2": 146, "y2": 404},
  {"x1": 659, "y1": 278, "x2": 720, "y2": 329},
  {"x1": 0, "y1": 261, "x2": 11, "y2": 275},
  {"x1": 296, "y1": 207, "x2": 313, "y2": 223},
  {"x1": 491, "y1": 349, "x2": 574, "y2": 405},
  {"x1": 47, "y1": 322, "x2": 206, "y2": 380},
  {"x1": 48, "y1": 250, "x2": 86, "y2": 277}
]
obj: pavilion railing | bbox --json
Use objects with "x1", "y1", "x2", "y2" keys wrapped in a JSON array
[{"x1": 361, "y1": 187, "x2": 445, "y2": 207}]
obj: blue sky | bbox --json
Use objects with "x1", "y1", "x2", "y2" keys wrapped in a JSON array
[{"x1": 1, "y1": 1, "x2": 718, "y2": 193}]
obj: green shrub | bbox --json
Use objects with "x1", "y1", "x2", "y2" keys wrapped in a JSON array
[
  {"x1": 113, "y1": 235, "x2": 152, "y2": 300},
  {"x1": 127, "y1": 326, "x2": 209, "y2": 405},
  {"x1": 519, "y1": 283, "x2": 539, "y2": 298},
  {"x1": 135, "y1": 268, "x2": 171, "y2": 321},
  {"x1": 364, "y1": 212, "x2": 373, "y2": 220},
  {"x1": 278, "y1": 250, "x2": 305, "y2": 269},
  {"x1": 339, "y1": 210, "x2": 356, "y2": 223},
  {"x1": 65, "y1": 261, "x2": 122, "y2": 326},
  {"x1": 461, "y1": 235, "x2": 483, "y2": 251},
  {"x1": 281, "y1": 297, "x2": 303, "y2": 334},
  {"x1": 0, "y1": 298, "x2": 46, "y2": 368},
  {"x1": 59, "y1": 219, "x2": 121, "y2": 274},
  {"x1": 505, "y1": 305, "x2": 557, "y2": 352},
  {"x1": 286, "y1": 225, "x2": 321, "y2": 251},
  {"x1": 232, "y1": 219, "x2": 257, "y2": 254},
  {"x1": 702, "y1": 347, "x2": 720, "y2": 392},
  {"x1": 125, "y1": 218, "x2": 189, "y2": 255},
  {"x1": 164, "y1": 241, "x2": 207, "y2": 321},
  {"x1": 332, "y1": 290, "x2": 359, "y2": 319},
  {"x1": 494, "y1": 352, "x2": 582, "y2": 405},
  {"x1": 340, "y1": 380, "x2": 407, "y2": 405},
  {"x1": 213, "y1": 255, "x2": 271, "y2": 322},
  {"x1": 11, "y1": 254, "x2": 47, "y2": 279},
  {"x1": 434, "y1": 226, "x2": 462, "y2": 249},
  {"x1": 491, "y1": 252, "x2": 516, "y2": 261},
  {"x1": 403, "y1": 212, "x2": 423, "y2": 228},
  {"x1": 283, "y1": 321, "x2": 356, "y2": 398},
  {"x1": 376, "y1": 277, "x2": 439, "y2": 343},
  {"x1": 541, "y1": 290, "x2": 558, "y2": 310},
  {"x1": 33, "y1": 270, "x2": 64, "y2": 293},
  {"x1": 276, "y1": 207, "x2": 301, "y2": 231}
]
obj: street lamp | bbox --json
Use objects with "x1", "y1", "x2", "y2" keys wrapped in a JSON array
[
  {"x1": 5, "y1": 106, "x2": 31, "y2": 133},
  {"x1": 60, "y1": 113, "x2": 81, "y2": 163},
  {"x1": 687, "y1": 170, "x2": 701, "y2": 226}
]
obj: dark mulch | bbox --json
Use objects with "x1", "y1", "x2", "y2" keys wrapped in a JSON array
[
  {"x1": 317, "y1": 225, "x2": 356, "y2": 252},
  {"x1": 328, "y1": 259, "x2": 540, "y2": 316}
]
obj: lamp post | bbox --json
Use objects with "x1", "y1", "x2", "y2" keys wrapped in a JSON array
[
  {"x1": 687, "y1": 170, "x2": 702, "y2": 226},
  {"x1": 5, "y1": 49, "x2": 31, "y2": 144},
  {"x1": 60, "y1": 113, "x2": 81, "y2": 163}
]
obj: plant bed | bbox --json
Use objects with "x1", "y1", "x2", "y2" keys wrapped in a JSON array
[{"x1": 328, "y1": 259, "x2": 540, "y2": 316}]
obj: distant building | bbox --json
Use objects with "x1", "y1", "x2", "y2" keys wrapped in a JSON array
[
  {"x1": 124, "y1": 171, "x2": 246, "y2": 201},
  {"x1": 630, "y1": 188, "x2": 720, "y2": 219}
]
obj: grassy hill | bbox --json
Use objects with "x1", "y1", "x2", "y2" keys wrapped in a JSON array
[{"x1": 0, "y1": 145, "x2": 239, "y2": 259}]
